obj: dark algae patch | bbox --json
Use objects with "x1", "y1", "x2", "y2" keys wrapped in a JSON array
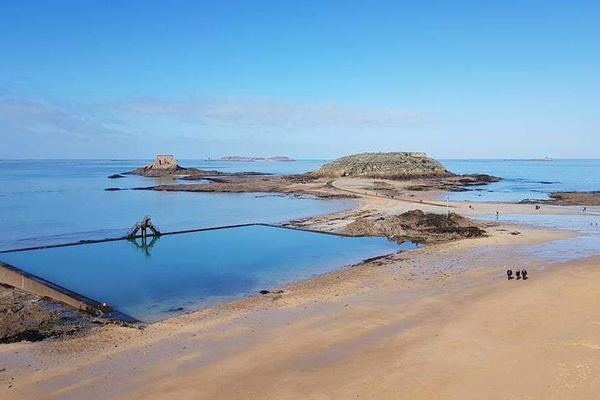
[{"x1": 0, "y1": 284, "x2": 93, "y2": 344}]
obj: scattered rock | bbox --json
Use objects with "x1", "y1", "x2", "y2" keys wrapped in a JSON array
[
  {"x1": 342, "y1": 210, "x2": 486, "y2": 244},
  {"x1": 108, "y1": 174, "x2": 126, "y2": 179}
]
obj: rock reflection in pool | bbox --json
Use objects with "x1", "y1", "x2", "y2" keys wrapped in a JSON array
[{"x1": 0, "y1": 225, "x2": 415, "y2": 322}]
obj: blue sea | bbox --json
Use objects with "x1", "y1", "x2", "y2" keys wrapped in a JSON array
[
  {"x1": 0, "y1": 159, "x2": 347, "y2": 251},
  {"x1": 441, "y1": 159, "x2": 600, "y2": 203}
]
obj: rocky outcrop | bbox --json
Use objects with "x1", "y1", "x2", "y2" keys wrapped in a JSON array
[
  {"x1": 127, "y1": 155, "x2": 201, "y2": 177},
  {"x1": 341, "y1": 210, "x2": 485, "y2": 243},
  {"x1": 312, "y1": 152, "x2": 452, "y2": 179},
  {"x1": 108, "y1": 174, "x2": 126, "y2": 179},
  {"x1": 127, "y1": 155, "x2": 277, "y2": 178},
  {"x1": 405, "y1": 174, "x2": 501, "y2": 192}
]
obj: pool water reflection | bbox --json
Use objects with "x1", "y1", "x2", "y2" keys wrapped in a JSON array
[{"x1": 1, "y1": 225, "x2": 414, "y2": 322}]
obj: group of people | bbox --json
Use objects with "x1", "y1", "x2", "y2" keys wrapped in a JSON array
[{"x1": 506, "y1": 268, "x2": 528, "y2": 280}]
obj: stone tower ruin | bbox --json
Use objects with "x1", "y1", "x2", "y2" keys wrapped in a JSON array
[{"x1": 151, "y1": 155, "x2": 177, "y2": 170}]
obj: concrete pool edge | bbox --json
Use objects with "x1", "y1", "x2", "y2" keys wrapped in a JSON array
[
  {"x1": 0, "y1": 222, "x2": 366, "y2": 254},
  {"x1": 0, "y1": 260, "x2": 141, "y2": 324}
]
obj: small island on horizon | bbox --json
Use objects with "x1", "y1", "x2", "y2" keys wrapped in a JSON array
[{"x1": 217, "y1": 155, "x2": 295, "y2": 162}]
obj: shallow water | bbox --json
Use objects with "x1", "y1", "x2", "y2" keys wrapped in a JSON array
[
  {"x1": 0, "y1": 225, "x2": 411, "y2": 322},
  {"x1": 475, "y1": 212, "x2": 600, "y2": 263}
]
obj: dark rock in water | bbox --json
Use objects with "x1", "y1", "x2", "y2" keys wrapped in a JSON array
[
  {"x1": 104, "y1": 187, "x2": 122, "y2": 191},
  {"x1": 259, "y1": 289, "x2": 284, "y2": 295},
  {"x1": 166, "y1": 306, "x2": 185, "y2": 312},
  {"x1": 108, "y1": 174, "x2": 126, "y2": 179}
]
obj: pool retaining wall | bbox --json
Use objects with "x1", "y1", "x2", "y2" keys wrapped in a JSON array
[{"x1": 0, "y1": 260, "x2": 138, "y2": 322}]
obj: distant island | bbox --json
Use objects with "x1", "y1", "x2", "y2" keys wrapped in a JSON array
[
  {"x1": 502, "y1": 157, "x2": 554, "y2": 162},
  {"x1": 218, "y1": 156, "x2": 295, "y2": 162}
]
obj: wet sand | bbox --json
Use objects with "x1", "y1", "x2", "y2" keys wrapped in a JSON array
[
  {"x1": 547, "y1": 191, "x2": 600, "y2": 206},
  {"x1": 2, "y1": 178, "x2": 600, "y2": 399}
]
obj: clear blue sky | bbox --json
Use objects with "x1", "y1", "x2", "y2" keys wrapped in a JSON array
[{"x1": 1, "y1": 0, "x2": 599, "y2": 159}]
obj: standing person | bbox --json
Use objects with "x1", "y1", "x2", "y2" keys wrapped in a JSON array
[{"x1": 496, "y1": 211, "x2": 499, "y2": 220}]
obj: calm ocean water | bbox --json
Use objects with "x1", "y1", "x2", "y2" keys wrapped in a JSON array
[
  {"x1": 0, "y1": 159, "x2": 349, "y2": 251},
  {"x1": 441, "y1": 159, "x2": 600, "y2": 202},
  {"x1": 2, "y1": 158, "x2": 600, "y2": 250}
]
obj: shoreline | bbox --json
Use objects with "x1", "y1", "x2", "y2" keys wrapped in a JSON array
[
  {"x1": 1, "y1": 220, "x2": 589, "y2": 399},
  {"x1": 2, "y1": 171, "x2": 600, "y2": 398}
]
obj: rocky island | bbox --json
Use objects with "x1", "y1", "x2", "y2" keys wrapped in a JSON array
[
  {"x1": 125, "y1": 155, "x2": 271, "y2": 179},
  {"x1": 126, "y1": 155, "x2": 200, "y2": 177},
  {"x1": 312, "y1": 152, "x2": 452, "y2": 179}
]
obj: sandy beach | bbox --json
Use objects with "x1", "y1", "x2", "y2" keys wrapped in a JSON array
[{"x1": 2, "y1": 178, "x2": 600, "y2": 399}]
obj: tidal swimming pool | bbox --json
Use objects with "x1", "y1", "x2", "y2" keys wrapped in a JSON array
[{"x1": 0, "y1": 225, "x2": 414, "y2": 322}]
